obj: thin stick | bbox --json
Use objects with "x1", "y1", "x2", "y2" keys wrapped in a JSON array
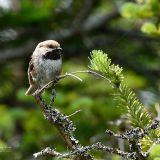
[
  {"x1": 66, "y1": 110, "x2": 82, "y2": 118},
  {"x1": 32, "y1": 72, "x2": 83, "y2": 96},
  {"x1": 66, "y1": 70, "x2": 112, "y2": 84},
  {"x1": 64, "y1": 72, "x2": 83, "y2": 82},
  {"x1": 58, "y1": 70, "x2": 111, "y2": 83}
]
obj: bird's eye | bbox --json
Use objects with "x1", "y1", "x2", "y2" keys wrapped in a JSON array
[{"x1": 48, "y1": 45, "x2": 52, "y2": 48}]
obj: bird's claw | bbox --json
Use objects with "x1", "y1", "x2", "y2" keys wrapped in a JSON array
[
  {"x1": 32, "y1": 88, "x2": 44, "y2": 96},
  {"x1": 32, "y1": 85, "x2": 49, "y2": 96},
  {"x1": 32, "y1": 76, "x2": 58, "y2": 97},
  {"x1": 53, "y1": 76, "x2": 59, "y2": 84},
  {"x1": 49, "y1": 89, "x2": 56, "y2": 106}
]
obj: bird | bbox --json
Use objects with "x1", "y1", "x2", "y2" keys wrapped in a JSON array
[{"x1": 25, "y1": 40, "x2": 62, "y2": 96}]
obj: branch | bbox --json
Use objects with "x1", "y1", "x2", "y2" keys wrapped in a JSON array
[
  {"x1": 33, "y1": 142, "x2": 136, "y2": 160},
  {"x1": 87, "y1": 142, "x2": 136, "y2": 160},
  {"x1": 32, "y1": 69, "x2": 125, "y2": 159},
  {"x1": 34, "y1": 91, "x2": 93, "y2": 160},
  {"x1": 34, "y1": 70, "x2": 112, "y2": 96},
  {"x1": 33, "y1": 147, "x2": 63, "y2": 158},
  {"x1": 106, "y1": 120, "x2": 160, "y2": 159},
  {"x1": 34, "y1": 73, "x2": 97, "y2": 160}
]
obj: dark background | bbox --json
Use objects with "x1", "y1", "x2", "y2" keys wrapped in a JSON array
[{"x1": 0, "y1": 0, "x2": 159, "y2": 159}]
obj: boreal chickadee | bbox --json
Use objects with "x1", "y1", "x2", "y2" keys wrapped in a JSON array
[{"x1": 25, "y1": 40, "x2": 62, "y2": 96}]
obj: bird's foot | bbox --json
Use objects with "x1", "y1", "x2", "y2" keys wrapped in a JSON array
[
  {"x1": 32, "y1": 88, "x2": 44, "y2": 96},
  {"x1": 53, "y1": 76, "x2": 60, "y2": 84},
  {"x1": 49, "y1": 89, "x2": 56, "y2": 106},
  {"x1": 32, "y1": 85, "x2": 49, "y2": 96}
]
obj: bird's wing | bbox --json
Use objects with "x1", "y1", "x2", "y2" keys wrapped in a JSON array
[
  {"x1": 28, "y1": 60, "x2": 36, "y2": 84},
  {"x1": 25, "y1": 60, "x2": 37, "y2": 95}
]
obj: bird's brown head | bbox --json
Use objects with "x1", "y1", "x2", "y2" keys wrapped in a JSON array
[{"x1": 35, "y1": 40, "x2": 62, "y2": 60}]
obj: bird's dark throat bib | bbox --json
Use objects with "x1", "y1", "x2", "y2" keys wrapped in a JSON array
[{"x1": 43, "y1": 49, "x2": 61, "y2": 60}]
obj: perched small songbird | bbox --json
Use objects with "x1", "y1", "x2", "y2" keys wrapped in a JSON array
[{"x1": 25, "y1": 40, "x2": 62, "y2": 96}]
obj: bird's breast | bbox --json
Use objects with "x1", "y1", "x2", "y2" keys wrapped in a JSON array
[{"x1": 36, "y1": 59, "x2": 62, "y2": 87}]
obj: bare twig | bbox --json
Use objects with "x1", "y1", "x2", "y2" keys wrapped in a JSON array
[
  {"x1": 62, "y1": 72, "x2": 83, "y2": 82},
  {"x1": 32, "y1": 69, "x2": 111, "y2": 96},
  {"x1": 66, "y1": 109, "x2": 82, "y2": 118},
  {"x1": 57, "y1": 70, "x2": 112, "y2": 86},
  {"x1": 68, "y1": 70, "x2": 111, "y2": 83},
  {"x1": 33, "y1": 142, "x2": 137, "y2": 160},
  {"x1": 87, "y1": 142, "x2": 136, "y2": 160},
  {"x1": 33, "y1": 147, "x2": 62, "y2": 158},
  {"x1": 32, "y1": 72, "x2": 83, "y2": 96}
]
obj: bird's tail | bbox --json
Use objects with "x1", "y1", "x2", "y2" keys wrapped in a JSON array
[{"x1": 25, "y1": 85, "x2": 37, "y2": 96}]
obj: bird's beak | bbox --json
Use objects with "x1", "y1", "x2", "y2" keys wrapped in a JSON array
[
  {"x1": 55, "y1": 47, "x2": 62, "y2": 51},
  {"x1": 48, "y1": 47, "x2": 62, "y2": 52},
  {"x1": 44, "y1": 47, "x2": 62, "y2": 54},
  {"x1": 43, "y1": 47, "x2": 62, "y2": 56},
  {"x1": 53, "y1": 47, "x2": 63, "y2": 55}
]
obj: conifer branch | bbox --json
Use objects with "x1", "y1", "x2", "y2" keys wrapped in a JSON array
[{"x1": 88, "y1": 50, "x2": 160, "y2": 152}]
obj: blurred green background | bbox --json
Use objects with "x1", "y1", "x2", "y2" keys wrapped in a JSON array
[{"x1": 0, "y1": 0, "x2": 160, "y2": 159}]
